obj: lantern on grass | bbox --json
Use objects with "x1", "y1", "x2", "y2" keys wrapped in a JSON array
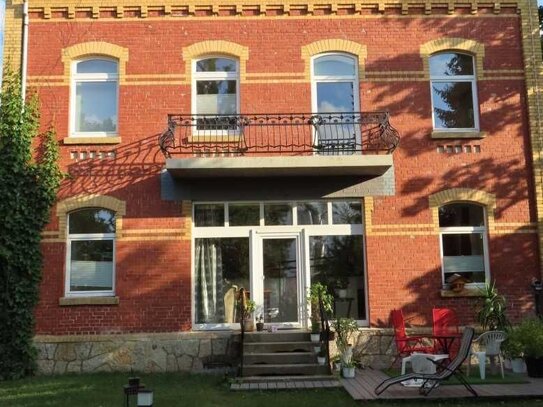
[{"x1": 137, "y1": 389, "x2": 154, "y2": 407}]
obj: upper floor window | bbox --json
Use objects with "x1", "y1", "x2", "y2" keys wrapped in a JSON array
[
  {"x1": 66, "y1": 208, "x2": 116, "y2": 296},
  {"x1": 71, "y1": 59, "x2": 118, "y2": 136},
  {"x1": 430, "y1": 52, "x2": 479, "y2": 131},
  {"x1": 312, "y1": 53, "x2": 359, "y2": 114},
  {"x1": 311, "y1": 54, "x2": 360, "y2": 154},
  {"x1": 192, "y1": 57, "x2": 239, "y2": 131},
  {"x1": 439, "y1": 203, "x2": 488, "y2": 286}
]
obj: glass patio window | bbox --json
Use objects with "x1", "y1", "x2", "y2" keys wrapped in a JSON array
[
  {"x1": 71, "y1": 59, "x2": 118, "y2": 135},
  {"x1": 192, "y1": 57, "x2": 239, "y2": 131},
  {"x1": 429, "y1": 52, "x2": 479, "y2": 131},
  {"x1": 439, "y1": 203, "x2": 489, "y2": 286},
  {"x1": 66, "y1": 208, "x2": 116, "y2": 296}
]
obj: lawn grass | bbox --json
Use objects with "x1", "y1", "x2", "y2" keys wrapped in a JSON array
[{"x1": 0, "y1": 373, "x2": 541, "y2": 407}]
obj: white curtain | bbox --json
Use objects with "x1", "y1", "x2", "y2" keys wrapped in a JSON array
[{"x1": 195, "y1": 239, "x2": 224, "y2": 323}]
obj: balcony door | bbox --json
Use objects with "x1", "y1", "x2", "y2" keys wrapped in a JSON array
[
  {"x1": 311, "y1": 53, "x2": 360, "y2": 155},
  {"x1": 253, "y1": 232, "x2": 304, "y2": 328}
]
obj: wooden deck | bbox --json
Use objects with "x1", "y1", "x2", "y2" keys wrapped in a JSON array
[{"x1": 340, "y1": 368, "x2": 543, "y2": 400}]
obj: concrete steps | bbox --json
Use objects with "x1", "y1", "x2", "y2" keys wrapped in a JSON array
[{"x1": 240, "y1": 330, "x2": 331, "y2": 378}]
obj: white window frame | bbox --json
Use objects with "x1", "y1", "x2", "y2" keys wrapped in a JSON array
[
  {"x1": 429, "y1": 52, "x2": 479, "y2": 132},
  {"x1": 70, "y1": 58, "x2": 119, "y2": 138},
  {"x1": 65, "y1": 209, "x2": 116, "y2": 297},
  {"x1": 191, "y1": 56, "x2": 240, "y2": 136},
  {"x1": 310, "y1": 53, "x2": 360, "y2": 114},
  {"x1": 438, "y1": 204, "x2": 490, "y2": 288},
  {"x1": 191, "y1": 201, "x2": 368, "y2": 330}
]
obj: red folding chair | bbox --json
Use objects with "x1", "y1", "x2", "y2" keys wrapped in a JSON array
[
  {"x1": 390, "y1": 309, "x2": 434, "y2": 367},
  {"x1": 432, "y1": 308, "x2": 461, "y2": 358}
]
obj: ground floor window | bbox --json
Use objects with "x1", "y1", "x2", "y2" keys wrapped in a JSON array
[
  {"x1": 438, "y1": 203, "x2": 489, "y2": 286},
  {"x1": 192, "y1": 201, "x2": 367, "y2": 329}
]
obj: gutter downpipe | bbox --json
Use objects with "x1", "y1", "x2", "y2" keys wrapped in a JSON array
[{"x1": 21, "y1": 0, "x2": 29, "y2": 103}]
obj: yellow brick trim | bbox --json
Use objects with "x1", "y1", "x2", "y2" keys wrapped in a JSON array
[
  {"x1": 182, "y1": 40, "x2": 249, "y2": 83},
  {"x1": 301, "y1": 39, "x2": 367, "y2": 80},
  {"x1": 182, "y1": 200, "x2": 192, "y2": 241},
  {"x1": 363, "y1": 197, "x2": 374, "y2": 235},
  {"x1": 429, "y1": 188, "x2": 496, "y2": 232},
  {"x1": 61, "y1": 41, "x2": 129, "y2": 84},
  {"x1": 420, "y1": 37, "x2": 485, "y2": 80},
  {"x1": 56, "y1": 194, "x2": 127, "y2": 238},
  {"x1": 2, "y1": 2, "x2": 23, "y2": 74},
  {"x1": 63, "y1": 137, "x2": 121, "y2": 145},
  {"x1": 519, "y1": 0, "x2": 543, "y2": 279}
]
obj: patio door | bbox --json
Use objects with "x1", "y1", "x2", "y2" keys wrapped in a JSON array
[{"x1": 253, "y1": 232, "x2": 304, "y2": 328}]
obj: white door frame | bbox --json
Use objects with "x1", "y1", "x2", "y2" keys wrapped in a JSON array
[{"x1": 252, "y1": 230, "x2": 306, "y2": 329}]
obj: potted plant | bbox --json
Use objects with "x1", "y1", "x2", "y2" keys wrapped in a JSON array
[
  {"x1": 333, "y1": 317, "x2": 358, "y2": 366},
  {"x1": 342, "y1": 360, "x2": 356, "y2": 378},
  {"x1": 512, "y1": 318, "x2": 543, "y2": 377},
  {"x1": 242, "y1": 299, "x2": 256, "y2": 332},
  {"x1": 308, "y1": 282, "x2": 333, "y2": 341},
  {"x1": 476, "y1": 282, "x2": 510, "y2": 331},
  {"x1": 501, "y1": 331, "x2": 526, "y2": 373},
  {"x1": 331, "y1": 355, "x2": 341, "y2": 371},
  {"x1": 310, "y1": 321, "x2": 321, "y2": 343},
  {"x1": 256, "y1": 315, "x2": 264, "y2": 332},
  {"x1": 317, "y1": 349, "x2": 326, "y2": 365}
]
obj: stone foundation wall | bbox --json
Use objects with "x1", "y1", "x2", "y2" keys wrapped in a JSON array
[{"x1": 34, "y1": 332, "x2": 240, "y2": 375}]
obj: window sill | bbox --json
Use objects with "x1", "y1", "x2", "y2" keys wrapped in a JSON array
[
  {"x1": 59, "y1": 296, "x2": 120, "y2": 306},
  {"x1": 64, "y1": 137, "x2": 121, "y2": 145},
  {"x1": 431, "y1": 131, "x2": 486, "y2": 139},
  {"x1": 440, "y1": 287, "x2": 484, "y2": 298}
]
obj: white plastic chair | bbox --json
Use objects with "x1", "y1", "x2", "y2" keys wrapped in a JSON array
[{"x1": 467, "y1": 331, "x2": 507, "y2": 379}]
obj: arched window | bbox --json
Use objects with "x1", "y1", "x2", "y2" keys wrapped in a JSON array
[
  {"x1": 71, "y1": 58, "x2": 119, "y2": 136},
  {"x1": 192, "y1": 57, "x2": 239, "y2": 131},
  {"x1": 438, "y1": 203, "x2": 489, "y2": 286},
  {"x1": 311, "y1": 53, "x2": 360, "y2": 154},
  {"x1": 66, "y1": 208, "x2": 116, "y2": 296},
  {"x1": 312, "y1": 53, "x2": 359, "y2": 113},
  {"x1": 429, "y1": 52, "x2": 479, "y2": 131}
]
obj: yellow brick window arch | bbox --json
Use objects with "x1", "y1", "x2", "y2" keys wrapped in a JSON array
[
  {"x1": 56, "y1": 194, "x2": 127, "y2": 239},
  {"x1": 301, "y1": 39, "x2": 367, "y2": 80},
  {"x1": 61, "y1": 41, "x2": 129, "y2": 85},
  {"x1": 182, "y1": 40, "x2": 249, "y2": 84}
]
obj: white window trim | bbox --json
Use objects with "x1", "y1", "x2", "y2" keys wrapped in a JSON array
[
  {"x1": 191, "y1": 56, "x2": 240, "y2": 136},
  {"x1": 438, "y1": 207, "x2": 490, "y2": 288},
  {"x1": 70, "y1": 58, "x2": 119, "y2": 138},
  {"x1": 429, "y1": 53, "x2": 480, "y2": 132},
  {"x1": 191, "y1": 201, "x2": 368, "y2": 330},
  {"x1": 65, "y1": 213, "x2": 116, "y2": 297}
]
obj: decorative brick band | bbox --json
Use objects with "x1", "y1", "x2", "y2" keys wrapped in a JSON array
[
  {"x1": 429, "y1": 188, "x2": 496, "y2": 232},
  {"x1": 182, "y1": 40, "x2": 249, "y2": 83},
  {"x1": 420, "y1": 37, "x2": 485, "y2": 79},
  {"x1": 55, "y1": 194, "x2": 127, "y2": 239},
  {"x1": 301, "y1": 39, "x2": 367, "y2": 79},
  {"x1": 61, "y1": 41, "x2": 129, "y2": 84}
]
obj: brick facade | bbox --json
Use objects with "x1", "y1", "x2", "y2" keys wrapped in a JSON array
[{"x1": 3, "y1": 0, "x2": 542, "y2": 336}]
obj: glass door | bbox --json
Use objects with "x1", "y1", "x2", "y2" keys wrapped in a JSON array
[{"x1": 253, "y1": 233, "x2": 303, "y2": 328}]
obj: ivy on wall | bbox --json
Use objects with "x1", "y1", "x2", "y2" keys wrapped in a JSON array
[{"x1": 0, "y1": 69, "x2": 62, "y2": 380}]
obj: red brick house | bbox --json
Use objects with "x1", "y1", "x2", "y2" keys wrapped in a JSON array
[{"x1": 3, "y1": 0, "x2": 543, "y2": 373}]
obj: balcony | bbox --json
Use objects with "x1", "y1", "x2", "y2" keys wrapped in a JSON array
[
  {"x1": 159, "y1": 112, "x2": 399, "y2": 179},
  {"x1": 159, "y1": 112, "x2": 399, "y2": 200}
]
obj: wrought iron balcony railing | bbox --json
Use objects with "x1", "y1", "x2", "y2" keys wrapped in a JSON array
[{"x1": 159, "y1": 112, "x2": 399, "y2": 158}]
